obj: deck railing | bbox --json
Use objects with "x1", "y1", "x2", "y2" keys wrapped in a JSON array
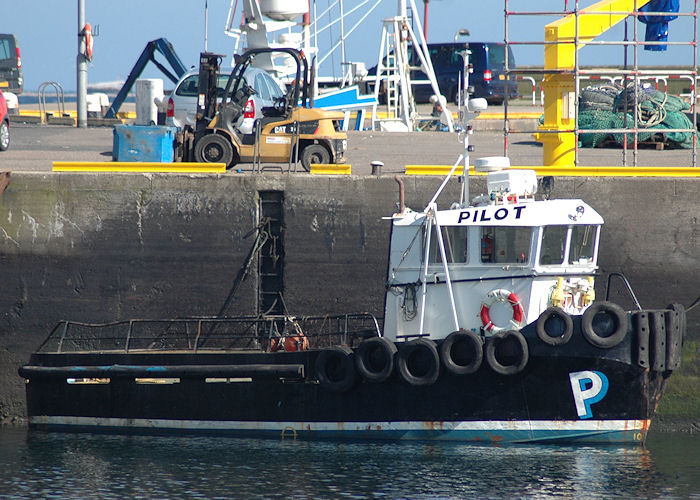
[{"x1": 37, "y1": 313, "x2": 382, "y2": 354}]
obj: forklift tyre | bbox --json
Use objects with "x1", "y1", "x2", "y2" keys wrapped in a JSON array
[
  {"x1": 301, "y1": 144, "x2": 330, "y2": 171},
  {"x1": 194, "y1": 133, "x2": 235, "y2": 168}
]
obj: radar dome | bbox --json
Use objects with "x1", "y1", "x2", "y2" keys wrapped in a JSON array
[{"x1": 260, "y1": 0, "x2": 308, "y2": 21}]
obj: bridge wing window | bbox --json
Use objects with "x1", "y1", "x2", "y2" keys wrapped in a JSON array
[
  {"x1": 480, "y1": 227, "x2": 531, "y2": 264},
  {"x1": 428, "y1": 226, "x2": 468, "y2": 264},
  {"x1": 540, "y1": 225, "x2": 568, "y2": 265}
]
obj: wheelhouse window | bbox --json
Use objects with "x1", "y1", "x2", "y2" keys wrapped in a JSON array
[
  {"x1": 428, "y1": 225, "x2": 468, "y2": 264},
  {"x1": 540, "y1": 225, "x2": 568, "y2": 265},
  {"x1": 569, "y1": 225, "x2": 597, "y2": 264},
  {"x1": 480, "y1": 227, "x2": 531, "y2": 264},
  {"x1": 539, "y1": 225, "x2": 599, "y2": 266}
]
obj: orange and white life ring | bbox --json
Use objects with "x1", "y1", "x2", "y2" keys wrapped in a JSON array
[
  {"x1": 283, "y1": 333, "x2": 309, "y2": 352},
  {"x1": 83, "y1": 23, "x2": 94, "y2": 62},
  {"x1": 480, "y1": 289, "x2": 525, "y2": 333}
]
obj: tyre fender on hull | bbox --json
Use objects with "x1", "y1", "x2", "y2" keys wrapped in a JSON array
[
  {"x1": 397, "y1": 338, "x2": 440, "y2": 386},
  {"x1": 581, "y1": 301, "x2": 628, "y2": 348},
  {"x1": 439, "y1": 330, "x2": 483, "y2": 375},
  {"x1": 485, "y1": 329, "x2": 529, "y2": 376},
  {"x1": 315, "y1": 345, "x2": 356, "y2": 392},
  {"x1": 536, "y1": 306, "x2": 573, "y2": 346},
  {"x1": 354, "y1": 337, "x2": 397, "y2": 383}
]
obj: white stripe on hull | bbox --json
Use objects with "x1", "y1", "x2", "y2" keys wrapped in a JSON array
[{"x1": 29, "y1": 416, "x2": 650, "y2": 443}]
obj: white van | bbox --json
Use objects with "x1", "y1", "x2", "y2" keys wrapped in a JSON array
[{"x1": 0, "y1": 34, "x2": 23, "y2": 94}]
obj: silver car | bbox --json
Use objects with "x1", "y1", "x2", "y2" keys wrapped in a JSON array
[{"x1": 166, "y1": 67, "x2": 285, "y2": 134}]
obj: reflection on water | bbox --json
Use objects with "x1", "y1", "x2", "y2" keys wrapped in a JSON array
[{"x1": 0, "y1": 427, "x2": 698, "y2": 499}]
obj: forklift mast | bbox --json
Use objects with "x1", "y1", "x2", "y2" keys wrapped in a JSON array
[{"x1": 195, "y1": 52, "x2": 224, "y2": 135}]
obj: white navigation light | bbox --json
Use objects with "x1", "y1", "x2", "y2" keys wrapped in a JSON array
[
  {"x1": 260, "y1": 0, "x2": 309, "y2": 21},
  {"x1": 474, "y1": 156, "x2": 510, "y2": 173}
]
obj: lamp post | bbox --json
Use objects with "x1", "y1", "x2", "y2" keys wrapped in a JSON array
[
  {"x1": 204, "y1": 0, "x2": 209, "y2": 51},
  {"x1": 423, "y1": 0, "x2": 429, "y2": 41},
  {"x1": 77, "y1": 0, "x2": 87, "y2": 128},
  {"x1": 454, "y1": 28, "x2": 470, "y2": 42}
]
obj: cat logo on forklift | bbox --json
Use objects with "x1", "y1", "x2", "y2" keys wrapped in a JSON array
[{"x1": 273, "y1": 124, "x2": 296, "y2": 134}]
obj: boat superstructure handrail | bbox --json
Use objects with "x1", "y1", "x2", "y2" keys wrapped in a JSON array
[
  {"x1": 37, "y1": 313, "x2": 382, "y2": 354},
  {"x1": 605, "y1": 272, "x2": 643, "y2": 310}
]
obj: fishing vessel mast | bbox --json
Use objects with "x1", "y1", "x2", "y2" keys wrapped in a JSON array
[{"x1": 224, "y1": 0, "x2": 453, "y2": 131}]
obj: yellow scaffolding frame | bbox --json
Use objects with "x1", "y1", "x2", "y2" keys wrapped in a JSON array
[
  {"x1": 540, "y1": 0, "x2": 652, "y2": 166},
  {"x1": 504, "y1": 0, "x2": 697, "y2": 167}
]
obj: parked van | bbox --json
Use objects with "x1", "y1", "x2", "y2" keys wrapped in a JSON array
[
  {"x1": 0, "y1": 34, "x2": 23, "y2": 94},
  {"x1": 370, "y1": 42, "x2": 518, "y2": 105},
  {"x1": 411, "y1": 42, "x2": 518, "y2": 105}
]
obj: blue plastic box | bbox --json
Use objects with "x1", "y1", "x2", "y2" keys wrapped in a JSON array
[{"x1": 113, "y1": 125, "x2": 176, "y2": 162}]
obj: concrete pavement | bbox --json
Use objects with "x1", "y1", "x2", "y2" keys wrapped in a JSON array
[{"x1": 1, "y1": 122, "x2": 698, "y2": 175}]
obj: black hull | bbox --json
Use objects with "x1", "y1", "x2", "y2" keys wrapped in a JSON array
[{"x1": 20, "y1": 308, "x2": 682, "y2": 444}]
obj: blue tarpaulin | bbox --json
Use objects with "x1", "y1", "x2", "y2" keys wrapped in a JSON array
[{"x1": 638, "y1": 0, "x2": 679, "y2": 51}]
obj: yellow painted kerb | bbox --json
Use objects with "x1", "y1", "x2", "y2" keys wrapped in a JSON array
[
  {"x1": 53, "y1": 162, "x2": 226, "y2": 173},
  {"x1": 310, "y1": 163, "x2": 352, "y2": 175},
  {"x1": 406, "y1": 165, "x2": 476, "y2": 176},
  {"x1": 406, "y1": 164, "x2": 700, "y2": 178}
]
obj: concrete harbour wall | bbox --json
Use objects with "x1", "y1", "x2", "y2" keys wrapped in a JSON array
[{"x1": 0, "y1": 172, "x2": 698, "y2": 420}]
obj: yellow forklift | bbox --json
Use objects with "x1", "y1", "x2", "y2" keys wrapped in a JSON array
[{"x1": 182, "y1": 48, "x2": 347, "y2": 171}]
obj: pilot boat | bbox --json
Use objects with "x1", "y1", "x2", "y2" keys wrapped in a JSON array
[{"x1": 19, "y1": 104, "x2": 685, "y2": 445}]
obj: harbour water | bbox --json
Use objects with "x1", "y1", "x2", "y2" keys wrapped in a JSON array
[{"x1": 1, "y1": 427, "x2": 699, "y2": 498}]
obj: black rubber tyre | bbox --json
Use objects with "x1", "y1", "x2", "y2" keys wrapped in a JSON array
[
  {"x1": 300, "y1": 144, "x2": 330, "y2": 171},
  {"x1": 536, "y1": 307, "x2": 574, "y2": 346},
  {"x1": 0, "y1": 120, "x2": 9, "y2": 151},
  {"x1": 581, "y1": 301, "x2": 628, "y2": 348},
  {"x1": 315, "y1": 345, "x2": 356, "y2": 392},
  {"x1": 194, "y1": 133, "x2": 235, "y2": 167},
  {"x1": 485, "y1": 330, "x2": 529, "y2": 376},
  {"x1": 396, "y1": 338, "x2": 440, "y2": 386},
  {"x1": 354, "y1": 337, "x2": 397, "y2": 383},
  {"x1": 439, "y1": 330, "x2": 483, "y2": 375}
]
